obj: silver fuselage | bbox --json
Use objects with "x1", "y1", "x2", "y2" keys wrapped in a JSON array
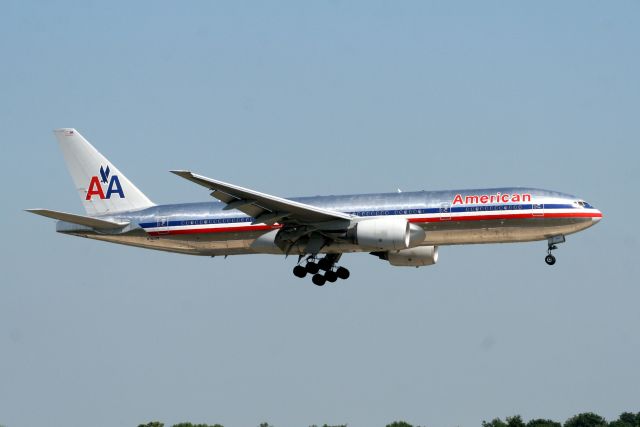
[{"x1": 55, "y1": 187, "x2": 602, "y2": 256}]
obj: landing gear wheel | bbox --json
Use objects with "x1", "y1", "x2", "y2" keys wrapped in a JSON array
[
  {"x1": 544, "y1": 236, "x2": 564, "y2": 266},
  {"x1": 306, "y1": 262, "x2": 320, "y2": 274},
  {"x1": 324, "y1": 270, "x2": 338, "y2": 283},
  {"x1": 293, "y1": 265, "x2": 307, "y2": 278},
  {"x1": 312, "y1": 274, "x2": 326, "y2": 286},
  {"x1": 336, "y1": 266, "x2": 350, "y2": 280},
  {"x1": 318, "y1": 258, "x2": 332, "y2": 271}
]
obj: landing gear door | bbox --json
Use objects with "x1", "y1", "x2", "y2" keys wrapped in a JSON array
[
  {"x1": 532, "y1": 203, "x2": 544, "y2": 217},
  {"x1": 439, "y1": 202, "x2": 451, "y2": 220}
]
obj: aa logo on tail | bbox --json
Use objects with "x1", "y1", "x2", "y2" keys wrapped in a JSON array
[{"x1": 86, "y1": 165, "x2": 125, "y2": 200}]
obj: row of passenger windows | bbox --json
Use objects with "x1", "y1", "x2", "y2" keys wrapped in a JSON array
[
  {"x1": 464, "y1": 205, "x2": 526, "y2": 212},
  {"x1": 179, "y1": 217, "x2": 252, "y2": 226},
  {"x1": 351, "y1": 210, "x2": 424, "y2": 216},
  {"x1": 172, "y1": 205, "x2": 533, "y2": 225}
]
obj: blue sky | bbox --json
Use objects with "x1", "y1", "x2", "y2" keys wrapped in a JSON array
[{"x1": 1, "y1": 2, "x2": 638, "y2": 427}]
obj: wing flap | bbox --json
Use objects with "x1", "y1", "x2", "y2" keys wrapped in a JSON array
[{"x1": 25, "y1": 209, "x2": 129, "y2": 229}]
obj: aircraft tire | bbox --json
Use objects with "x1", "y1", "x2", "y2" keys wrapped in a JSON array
[
  {"x1": 318, "y1": 258, "x2": 332, "y2": 271},
  {"x1": 545, "y1": 254, "x2": 556, "y2": 265},
  {"x1": 312, "y1": 274, "x2": 326, "y2": 286},
  {"x1": 306, "y1": 262, "x2": 320, "y2": 274},
  {"x1": 336, "y1": 266, "x2": 350, "y2": 280},
  {"x1": 293, "y1": 265, "x2": 307, "y2": 278},
  {"x1": 325, "y1": 271, "x2": 338, "y2": 283}
]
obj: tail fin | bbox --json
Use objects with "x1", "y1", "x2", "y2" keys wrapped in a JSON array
[{"x1": 54, "y1": 128, "x2": 155, "y2": 215}]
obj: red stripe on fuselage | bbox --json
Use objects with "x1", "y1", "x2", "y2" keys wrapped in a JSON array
[
  {"x1": 409, "y1": 211, "x2": 602, "y2": 223},
  {"x1": 147, "y1": 224, "x2": 281, "y2": 236}
]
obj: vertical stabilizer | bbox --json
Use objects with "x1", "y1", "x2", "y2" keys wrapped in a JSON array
[{"x1": 54, "y1": 128, "x2": 155, "y2": 215}]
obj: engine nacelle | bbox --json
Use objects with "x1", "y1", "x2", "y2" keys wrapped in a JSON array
[
  {"x1": 353, "y1": 217, "x2": 426, "y2": 251},
  {"x1": 374, "y1": 246, "x2": 439, "y2": 267}
]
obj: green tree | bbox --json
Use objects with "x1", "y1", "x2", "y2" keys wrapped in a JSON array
[
  {"x1": 386, "y1": 422, "x2": 414, "y2": 427},
  {"x1": 171, "y1": 423, "x2": 224, "y2": 427},
  {"x1": 565, "y1": 413, "x2": 608, "y2": 427},
  {"x1": 507, "y1": 416, "x2": 526, "y2": 427},
  {"x1": 528, "y1": 419, "x2": 562, "y2": 427},
  {"x1": 610, "y1": 413, "x2": 640, "y2": 427},
  {"x1": 484, "y1": 418, "x2": 508, "y2": 427},
  {"x1": 138, "y1": 422, "x2": 164, "y2": 427}
]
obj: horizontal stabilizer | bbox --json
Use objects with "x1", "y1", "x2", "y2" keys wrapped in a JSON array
[{"x1": 25, "y1": 209, "x2": 129, "y2": 229}]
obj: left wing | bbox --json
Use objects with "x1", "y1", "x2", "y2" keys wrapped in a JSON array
[{"x1": 170, "y1": 170, "x2": 353, "y2": 225}]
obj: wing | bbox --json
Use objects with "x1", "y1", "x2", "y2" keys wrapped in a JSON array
[{"x1": 170, "y1": 170, "x2": 353, "y2": 225}]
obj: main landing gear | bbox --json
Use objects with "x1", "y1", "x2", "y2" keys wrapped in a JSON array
[
  {"x1": 545, "y1": 235, "x2": 565, "y2": 265},
  {"x1": 292, "y1": 254, "x2": 350, "y2": 286}
]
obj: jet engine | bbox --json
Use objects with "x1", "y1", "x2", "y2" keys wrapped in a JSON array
[
  {"x1": 351, "y1": 217, "x2": 426, "y2": 250},
  {"x1": 372, "y1": 246, "x2": 439, "y2": 267}
]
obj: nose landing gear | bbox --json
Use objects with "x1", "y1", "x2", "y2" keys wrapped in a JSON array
[
  {"x1": 544, "y1": 235, "x2": 565, "y2": 265},
  {"x1": 545, "y1": 253, "x2": 556, "y2": 265},
  {"x1": 292, "y1": 254, "x2": 350, "y2": 286}
]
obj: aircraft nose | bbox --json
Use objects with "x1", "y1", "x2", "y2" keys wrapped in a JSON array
[{"x1": 592, "y1": 208, "x2": 603, "y2": 224}]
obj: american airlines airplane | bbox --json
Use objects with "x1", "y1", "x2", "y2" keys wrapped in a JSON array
[{"x1": 27, "y1": 129, "x2": 603, "y2": 286}]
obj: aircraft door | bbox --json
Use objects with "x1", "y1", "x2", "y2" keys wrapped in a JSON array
[
  {"x1": 157, "y1": 217, "x2": 170, "y2": 235},
  {"x1": 532, "y1": 203, "x2": 544, "y2": 217},
  {"x1": 439, "y1": 202, "x2": 451, "y2": 220}
]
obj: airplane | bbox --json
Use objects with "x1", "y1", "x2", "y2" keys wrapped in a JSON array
[{"x1": 27, "y1": 129, "x2": 603, "y2": 286}]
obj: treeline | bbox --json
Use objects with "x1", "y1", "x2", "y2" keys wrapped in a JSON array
[
  {"x1": 482, "y1": 413, "x2": 640, "y2": 427},
  {"x1": 137, "y1": 412, "x2": 640, "y2": 427}
]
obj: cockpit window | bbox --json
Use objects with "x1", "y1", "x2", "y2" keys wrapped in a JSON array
[{"x1": 576, "y1": 200, "x2": 586, "y2": 208}]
